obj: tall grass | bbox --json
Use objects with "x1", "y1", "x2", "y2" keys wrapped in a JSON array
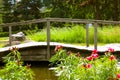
[
  {"x1": 98, "y1": 26, "x2": 120, "y2": 43},
  {"x1": 27, "y1": 25, "x2": 120, "y2": 44}
]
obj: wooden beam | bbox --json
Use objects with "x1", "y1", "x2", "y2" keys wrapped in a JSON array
[
  {"x1": 94, "y1": 23, "x2": 98, "y2": 50},
  {"x1": 46, "y1": 19, "x2": 50, "y2": 59},
  {"x1": 9, "y1": 26, "x2": 12, "y2": 46},
  {"x1": 86, "y1": 23, "x2": 89, "y2": 47}
]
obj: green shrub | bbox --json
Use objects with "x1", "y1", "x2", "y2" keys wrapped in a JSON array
[
  {"x1": 0, "y1": 47, "x2": 34, "y2": 80},
  {"x1": 50, "y1": 46, "x2": 120, "y2": 80}
]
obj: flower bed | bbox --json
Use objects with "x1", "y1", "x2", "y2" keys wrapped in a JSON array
[
  {"x1": 0, "y1": 47, "x2": 34, "y2": 80},
  {"x1": 50, "y1": 46, "x2": 120, "y2": 80}
]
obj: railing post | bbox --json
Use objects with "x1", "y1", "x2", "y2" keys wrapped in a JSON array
[
  {"x1": 9, "y1": 26, "x2": 12, "y2": 46},
  {"x1": 94, "y1": 23, "x2": 98, "y2": 50},
  {"x1": 46, "y1": 19, "x2": 50, "y2": 59},
  {"x1": 86, "y1": 23, "x2": 89, "y2": 47}
]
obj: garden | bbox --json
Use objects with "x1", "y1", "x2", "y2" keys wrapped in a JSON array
[
  {"x1": 0, "y1": 47, "x2": 34, "y2": 80},
  {"x1": 0, "y1": 23, "x2": 120, "y2": 80},
  {"x1": 0, "y1": 0, "x2": 120, "y2": 80},
  {"x1": 49, "y1": 45, "x2": 120, "y2": 80},
  {"x1": 0, "y1": 45, "x2": 120, "y2": 80}
]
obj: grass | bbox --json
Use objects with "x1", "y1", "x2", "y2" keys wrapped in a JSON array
[
  {"x1": 27, "y1": 24, "x2": 120, "y2": 44},
  {"x1": 0, "y1": 37, "x2": 8, "y2": 48},
  {"x1": 27, "y1": 25, "x2": 86, "y2": 43},
  {"x1": 0, "y1": 37, "x2": 8, "y2": 40},
  {"x1": 98, "y1": 26, "x2": 120, "y2": 43}
]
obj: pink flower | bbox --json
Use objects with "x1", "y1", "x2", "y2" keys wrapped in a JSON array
[
  {"x1": 110, "y1": 55, "x2": 115, "y2": 60},
  {"x1": 85, "y1": 64, "x2": 92, "y2": 68},
  {"x1": 87, "y1": 56, "x2": 93, "y2": 61},
  {"x1": 92, "y1": 49, "x2": 98, "y2": 54},
  {"x1": 91, "y1": 53, "x2": 98, "y2": 59},
  {"x1": 117, "y1": 74, "x2": 120, "y2": 78},
  {"x1": 108, "y1": 47, "x2": 114, "y2": 53},
  {"x1": 55, "y1": 45, "x2": 63, "y2": 51}
]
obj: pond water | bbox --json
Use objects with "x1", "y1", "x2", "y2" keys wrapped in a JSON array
[{"x1": 29, "y1": 61, "x2": 58, "y2": 80}]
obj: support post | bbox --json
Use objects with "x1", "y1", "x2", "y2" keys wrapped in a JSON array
[
  {"x1": 94, "y1": 23, "x2": 98, "y2": 50},
  {"x1": 9, "y1": 26, "x2": 12, "y2": 46},
  {"x1": 47, "y1": 20, "x2": 50, "y2": 59},
  {"x1": 86, "y1": 23, "x2": 89, "y2": 47}
]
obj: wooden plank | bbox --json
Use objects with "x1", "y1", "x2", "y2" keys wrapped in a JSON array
[
  {"x1": 22, "y1": 56, "x2": 48, "y2": 61},
  {"x1": 9, "y1": 26, "x2": 12, "y2": 46},
  {"x1": 94, "y1": 23, "x2": 98, "y2": 50},
  {"x1": 20, "y1": 49, "x2": 47, "y2": 56},
  {"x1": 46, "y1": 19, "x2": 50, "y2": 59}
]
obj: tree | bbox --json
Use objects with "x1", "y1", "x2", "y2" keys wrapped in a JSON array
[
  {"x1": 2, "y1": 0, "x2": 15, "y2": 23},
  {"x1": 1, "y1": 0, "x2": 44, "y2": 31},
  {"x1": 13, "y1": 0, "x2": 42, "y2": 21},
  {"x1": 2, "y1": 0, "x2": 43, "y2": 23}
]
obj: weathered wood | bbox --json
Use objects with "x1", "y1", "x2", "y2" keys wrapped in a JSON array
[
  {"x1": 47, "y1": 19, "x2": 50, "y2": 59},
  {"x1": 9, "y1": 26, "x2": 12, "y2": 46},
  {"x1": 94, "y1": 23, "x2": 98, "y2": 50},
  {"x1": 0, "y1": 19, "x2": 46, "y2": 27},
  {"x1": 86, "y1": 23, "x2": 89, "y2": 47},
  {"x1": 1, "y1": 18, "x2": 120, "y2": 27},
  {"x1": 22, "y1": 56, "x2": 48, "y2": 61}
]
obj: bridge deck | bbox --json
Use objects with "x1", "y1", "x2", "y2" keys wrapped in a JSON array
[{"x1": 0, "y1": 42, "x2": 120, "y2": 61}]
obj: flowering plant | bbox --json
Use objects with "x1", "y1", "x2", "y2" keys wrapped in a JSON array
[
  {"x1": 0, "y1": 47, "x2": 34, "y2": 80},
  {"x1": 50, "y1": 46, "x2": 120, "y2": 80}
]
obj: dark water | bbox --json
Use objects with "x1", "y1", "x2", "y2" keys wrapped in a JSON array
[{"x1": 29, "y1": 61, "x2": 58, "y2": 80}]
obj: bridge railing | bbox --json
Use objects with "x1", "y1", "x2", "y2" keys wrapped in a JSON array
[{"x1": 0, "y1": 18, "x2": 120, "y2": 59}]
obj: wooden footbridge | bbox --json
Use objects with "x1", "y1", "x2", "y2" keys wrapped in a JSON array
[
  {"x1": 0, "y1": 42, "x2": 120, "y2": 61},
  {"x1": 0, "y1": 18, "x2": 120, "y2": 61}
]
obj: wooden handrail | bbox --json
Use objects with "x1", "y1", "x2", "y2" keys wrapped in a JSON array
[{"x1": 0, "y1": 18, "x2": 120, "y2": 27}]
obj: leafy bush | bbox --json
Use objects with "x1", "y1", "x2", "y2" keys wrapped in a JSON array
[
  {"x1": 0, "y1": 47, "x2": 34, "y2": 80},
  {"x1": 50, "y1": 46, "x2": 120, "y2": 80}
]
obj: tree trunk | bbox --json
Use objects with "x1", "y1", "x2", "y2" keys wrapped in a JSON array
[
  {"x1": 94, "y1": 0, "x2": 101, "y2": 20},
  {"x1": 112, "y1": 0, "x2": 119, "y2": 21}
]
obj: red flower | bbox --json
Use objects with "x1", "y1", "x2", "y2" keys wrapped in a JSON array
[
  {"x1": 92, "y1": 49, "x2": 98, "y2": 54},
  {"x1": 110, "y1": 55, "x2": 115, "y2": 60},
  {"x1": 117, "y1": 74, "x2": 120, "y2": 78},
  {"x1": 55, "y1": 45, "x2": 63, "y2": 51},
  {"x1": 9, "y1": 46, "x2": 18, "y2": 51},
  {"x1": 91, "y1": 53, "x2": 98, "y2": 59},
  {"x1": 85, "y1": 64, "x2": 92, "y2": 68},
  {"x1": 108, "y1": 47, "x2": 114, "y2": 53},
  {"x1": 57, "y1": 45, "x2": 63, "y2": 49},
  {"x1": 87, "y1": 56, "x2": 93, "y2": 61}
]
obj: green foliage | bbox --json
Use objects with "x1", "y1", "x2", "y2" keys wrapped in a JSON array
[
  {"x1": 2, "y1": 0, "x2": 43, "y2": 23},
  {"x1": 49, "y1": 49, "x2": 68, "y2": 66},
  {"x1": 0, "y1": 47, "x2": 34, "y2": 80},
  {"x1": 50, "y1": 46, "x2": 120, "y2": 80}
]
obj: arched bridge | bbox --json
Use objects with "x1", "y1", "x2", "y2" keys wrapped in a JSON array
[{"x1": 0, "y1": 42, "x2": 120, "y2": 61}]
